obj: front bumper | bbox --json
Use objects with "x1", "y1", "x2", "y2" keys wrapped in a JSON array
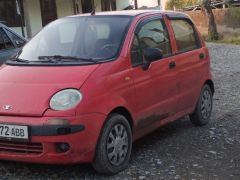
[
  {"x1": 0, "y1": 113, "x2": 106, "y2": 164},
  {"x1": 30, "y1": 124, "x2": 85, "y2": 136}
]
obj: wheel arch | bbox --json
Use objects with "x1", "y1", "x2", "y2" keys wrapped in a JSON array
[
  {"x1": 204, "y1": 79, "x2": 215, "y2": 94},
  {"x1": 109, "y1": 106, "x2": 134, "y2": 131}
]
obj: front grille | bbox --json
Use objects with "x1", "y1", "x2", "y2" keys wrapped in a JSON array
[{"x1": 0, "y1": 140, "x2": 43, "y2": 154}]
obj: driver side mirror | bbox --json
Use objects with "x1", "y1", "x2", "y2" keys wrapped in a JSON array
[{"x1": 142, "y1": 48, "x2": 163, "y2": 70}]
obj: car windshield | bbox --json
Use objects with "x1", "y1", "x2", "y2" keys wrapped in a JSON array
[{"x1": 17, "y1": 16, "x2": 131, "y2": 63}]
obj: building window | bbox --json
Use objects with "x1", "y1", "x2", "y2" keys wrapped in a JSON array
[
  {"x1": 101, "y1": 0, "x2": 116, "y2": 11},
  {"x1": 40, "y1": 0, "x2": 57, "y2": 26},
  {"x1": 81, "y1": 0, "x2": 94, "y2": 13},
  {"x1": 0, "y1": 0, "x2": 24, "y2": 27}
]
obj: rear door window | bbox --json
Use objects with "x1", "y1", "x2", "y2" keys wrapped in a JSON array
[{"x1": 170, "y1": 19, "x2": 200, "y2": 53}]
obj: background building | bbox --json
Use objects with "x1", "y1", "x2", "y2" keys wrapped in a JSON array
[{"x1": 0, "y1": 0, "x2": 166, "y2": 38}]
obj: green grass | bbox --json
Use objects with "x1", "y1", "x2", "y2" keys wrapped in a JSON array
[{"x1": 206, "y1": 37, "x2": 240, "y2": 45}]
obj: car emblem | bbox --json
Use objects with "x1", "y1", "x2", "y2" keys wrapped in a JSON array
[{"x1": 2, "y1": 105, "x2": 12, "y2": 110}]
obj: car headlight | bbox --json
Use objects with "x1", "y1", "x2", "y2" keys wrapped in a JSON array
[{"x1": 50, "y1": 89, "x2": 82, "y2": 111}]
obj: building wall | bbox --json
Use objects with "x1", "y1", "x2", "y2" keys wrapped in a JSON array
[
  {"x1": 137, "y1": 0, "x2": 159, "y2": 8},
  {"x1": 130, "y1": 0, "x2": 166, "y2": 10},
  {"x1": 92, "y1": 0, "x2": 130, "y2": 11},
  {"x1": 94, "y1": 0, "x2": 102, "y2": 12},
  {"x1": 11, "y1": 0, "x2": 167, "y2": 39},
  {"x1": 56, "y1": 0, "x2": 74, "y2": 18},
  {"x1": 161, "y1": 0, "x2": 167, "y2": 10},
  {"x1": 117, "y1": 0, "x2": 131, "y2": 10},
  {"x1": 186, "y1": 8, "x2": 240, "y2": 37},
  {"x1": 11, "y1": 0, "x2": 42, "y2": 38},
  {"x1": 21, "y1": 0, "x2": 75, "y2": 38},
  {"x1": 24, "y1": 0, "x2": 42, "y2": 38}
]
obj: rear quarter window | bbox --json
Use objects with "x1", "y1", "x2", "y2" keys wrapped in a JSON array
[{"x1": 170, "y1": 19, "x2": 200, "y2": 53}]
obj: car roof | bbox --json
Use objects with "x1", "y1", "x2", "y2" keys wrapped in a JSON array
[{"x1": 69, "y1": 10, "x2": 188, "y2": 18}]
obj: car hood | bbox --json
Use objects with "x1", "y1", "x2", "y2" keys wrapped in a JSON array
[{"x1": 0, "y1": 64, "x2": 99, "y2": 116}]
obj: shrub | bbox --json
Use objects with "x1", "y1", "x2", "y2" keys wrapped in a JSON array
[
  {"x1": 225, "y1": 7, "x2": 240, "y2": 28},
  {"x1": 165, "y1": 0, "x2": 200, "y2": 10}
]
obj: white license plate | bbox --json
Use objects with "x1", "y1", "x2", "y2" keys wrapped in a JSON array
[{"x1": 0, "y1": 124, "x2": 28, "y2": 139}]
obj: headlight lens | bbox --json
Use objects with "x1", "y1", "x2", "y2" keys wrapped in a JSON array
[{"x1": 50, "y1": 89, "x2": 82, "y2": 111}]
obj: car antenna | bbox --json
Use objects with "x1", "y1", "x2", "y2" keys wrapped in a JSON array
[
  {"x1": 91, "y1": 1, "x2": 98, "y2": 15},
  {"x1": 91, "y1": 8, "x2": 95, "y2": 15}
]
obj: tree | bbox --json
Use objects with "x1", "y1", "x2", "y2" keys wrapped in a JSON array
[
  {"x1": 166, "y1": 0, "x2": 219, "y2": 40},
  {"x1": 201, "y1": 0, "x2": 219, "y2": 40}
]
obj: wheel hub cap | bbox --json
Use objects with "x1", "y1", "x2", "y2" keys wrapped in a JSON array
[
  {"x1": 200, "y1": 89, "x2": 212, "y2": 120},
  {"x1": 107, "y1": 124, "x2": 129, "y2": 166}
]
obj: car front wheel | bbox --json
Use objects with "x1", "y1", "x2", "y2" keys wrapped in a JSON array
[{"x1": 93, "y1": 114, "x2": 132, "y2": 175}]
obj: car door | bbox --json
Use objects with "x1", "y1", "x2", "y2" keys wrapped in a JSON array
[
  {"x1": 129, "y1": 16, "x2": 179, "y2": 132},
  {"x1": 0, "y1": 27, "x2": 16, "y2": 64},
  {"x1": 168, "y1": 18, "x2": 206, "y2": 113}
]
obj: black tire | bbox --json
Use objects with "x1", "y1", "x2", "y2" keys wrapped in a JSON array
[
  {"x1": 93, "y1": 114, "x2": 132, "y2": 175},
  {"x1": 190, "y1": 84, "x2": 213, "y2": 126}
]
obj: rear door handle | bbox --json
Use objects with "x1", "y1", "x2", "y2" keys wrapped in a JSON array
[{"x1": 169, "y1": 61, "x2": 176, "y2": 69}]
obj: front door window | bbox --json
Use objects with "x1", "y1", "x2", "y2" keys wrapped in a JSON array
[{"x1": 131, "y1": 19, "x2": 172, "y2": 67}]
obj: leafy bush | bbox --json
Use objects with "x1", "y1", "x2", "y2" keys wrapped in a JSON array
[
  {"x1": 225, "y1": 7, "x2": 240, "y2": 28},
  {"x1": 228, "y1": 7, "x2": 240, "y2": 19},
  {"x1": 166, "y1": 0, "x2": 200, "y2": 10}
]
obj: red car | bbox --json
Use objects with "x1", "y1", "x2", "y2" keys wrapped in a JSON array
[{"x1": 0, "y1": 10, "x2": 214, "y2": 175}]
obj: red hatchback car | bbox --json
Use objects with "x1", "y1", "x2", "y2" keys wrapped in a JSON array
[{"x1": 0, "y1": 10, "x2": 214, "y2": 175}]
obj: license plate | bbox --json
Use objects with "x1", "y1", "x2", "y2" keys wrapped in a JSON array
[{"x1": 0, "y1": 124, "x2": 28, "y2": 140}]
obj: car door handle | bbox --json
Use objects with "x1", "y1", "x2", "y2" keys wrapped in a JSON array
[
  {"x1": 169, "y1": 61, "x2": 176, "y2": 69},
  {"x1": 199, "y1": 53, "x2": 205, "y2": 59}
]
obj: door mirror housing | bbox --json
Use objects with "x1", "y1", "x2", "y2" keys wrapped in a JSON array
[{"x1": 142, "y1": 48, "x2": 163, "y2": 70}]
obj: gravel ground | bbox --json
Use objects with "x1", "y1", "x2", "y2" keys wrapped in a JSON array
[{"x1": 0, "y1": 43, "x2": 240, "y2": 180}]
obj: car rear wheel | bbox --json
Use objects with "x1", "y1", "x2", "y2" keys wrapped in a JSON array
[
  {"x1": 190, "y1": 84, "x2": 213, "y2": 126},
  {"x1": 93, "y1": 114, "x2": 132, "y2": 175}
]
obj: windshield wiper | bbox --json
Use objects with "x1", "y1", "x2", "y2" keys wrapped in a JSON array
[
  {"x1": 14, "y1": 58, "x2": 30, "y2": 63},
  {"x1": 38, "y1": 55, "x2": 97, "y2": 63}
]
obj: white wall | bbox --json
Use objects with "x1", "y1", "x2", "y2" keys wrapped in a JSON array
[
  {"x1": 24, "y1": 0, "x2": 75, "y2": 38},
  {"x1": 137, "y1": 0, "x2": 159, "y2": 8},
  {"x1": 94, "y1": 0, "x2": 102, "y2": 12},
  {"x1": 56, "y1": 0, "x2": 74, "y2": 18},
  {"x1": 117, "y1": 0, "x2": 131, "y2": 10},
  {"x1": 161, "y1": 0, "x2": 167, "y2": 10},
  {"x1": 24, "y1": 0, "x2": 42, "y2": 38},
  {"x1": 74, "y1": 0, "x2": 82, "y2": 14}
]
